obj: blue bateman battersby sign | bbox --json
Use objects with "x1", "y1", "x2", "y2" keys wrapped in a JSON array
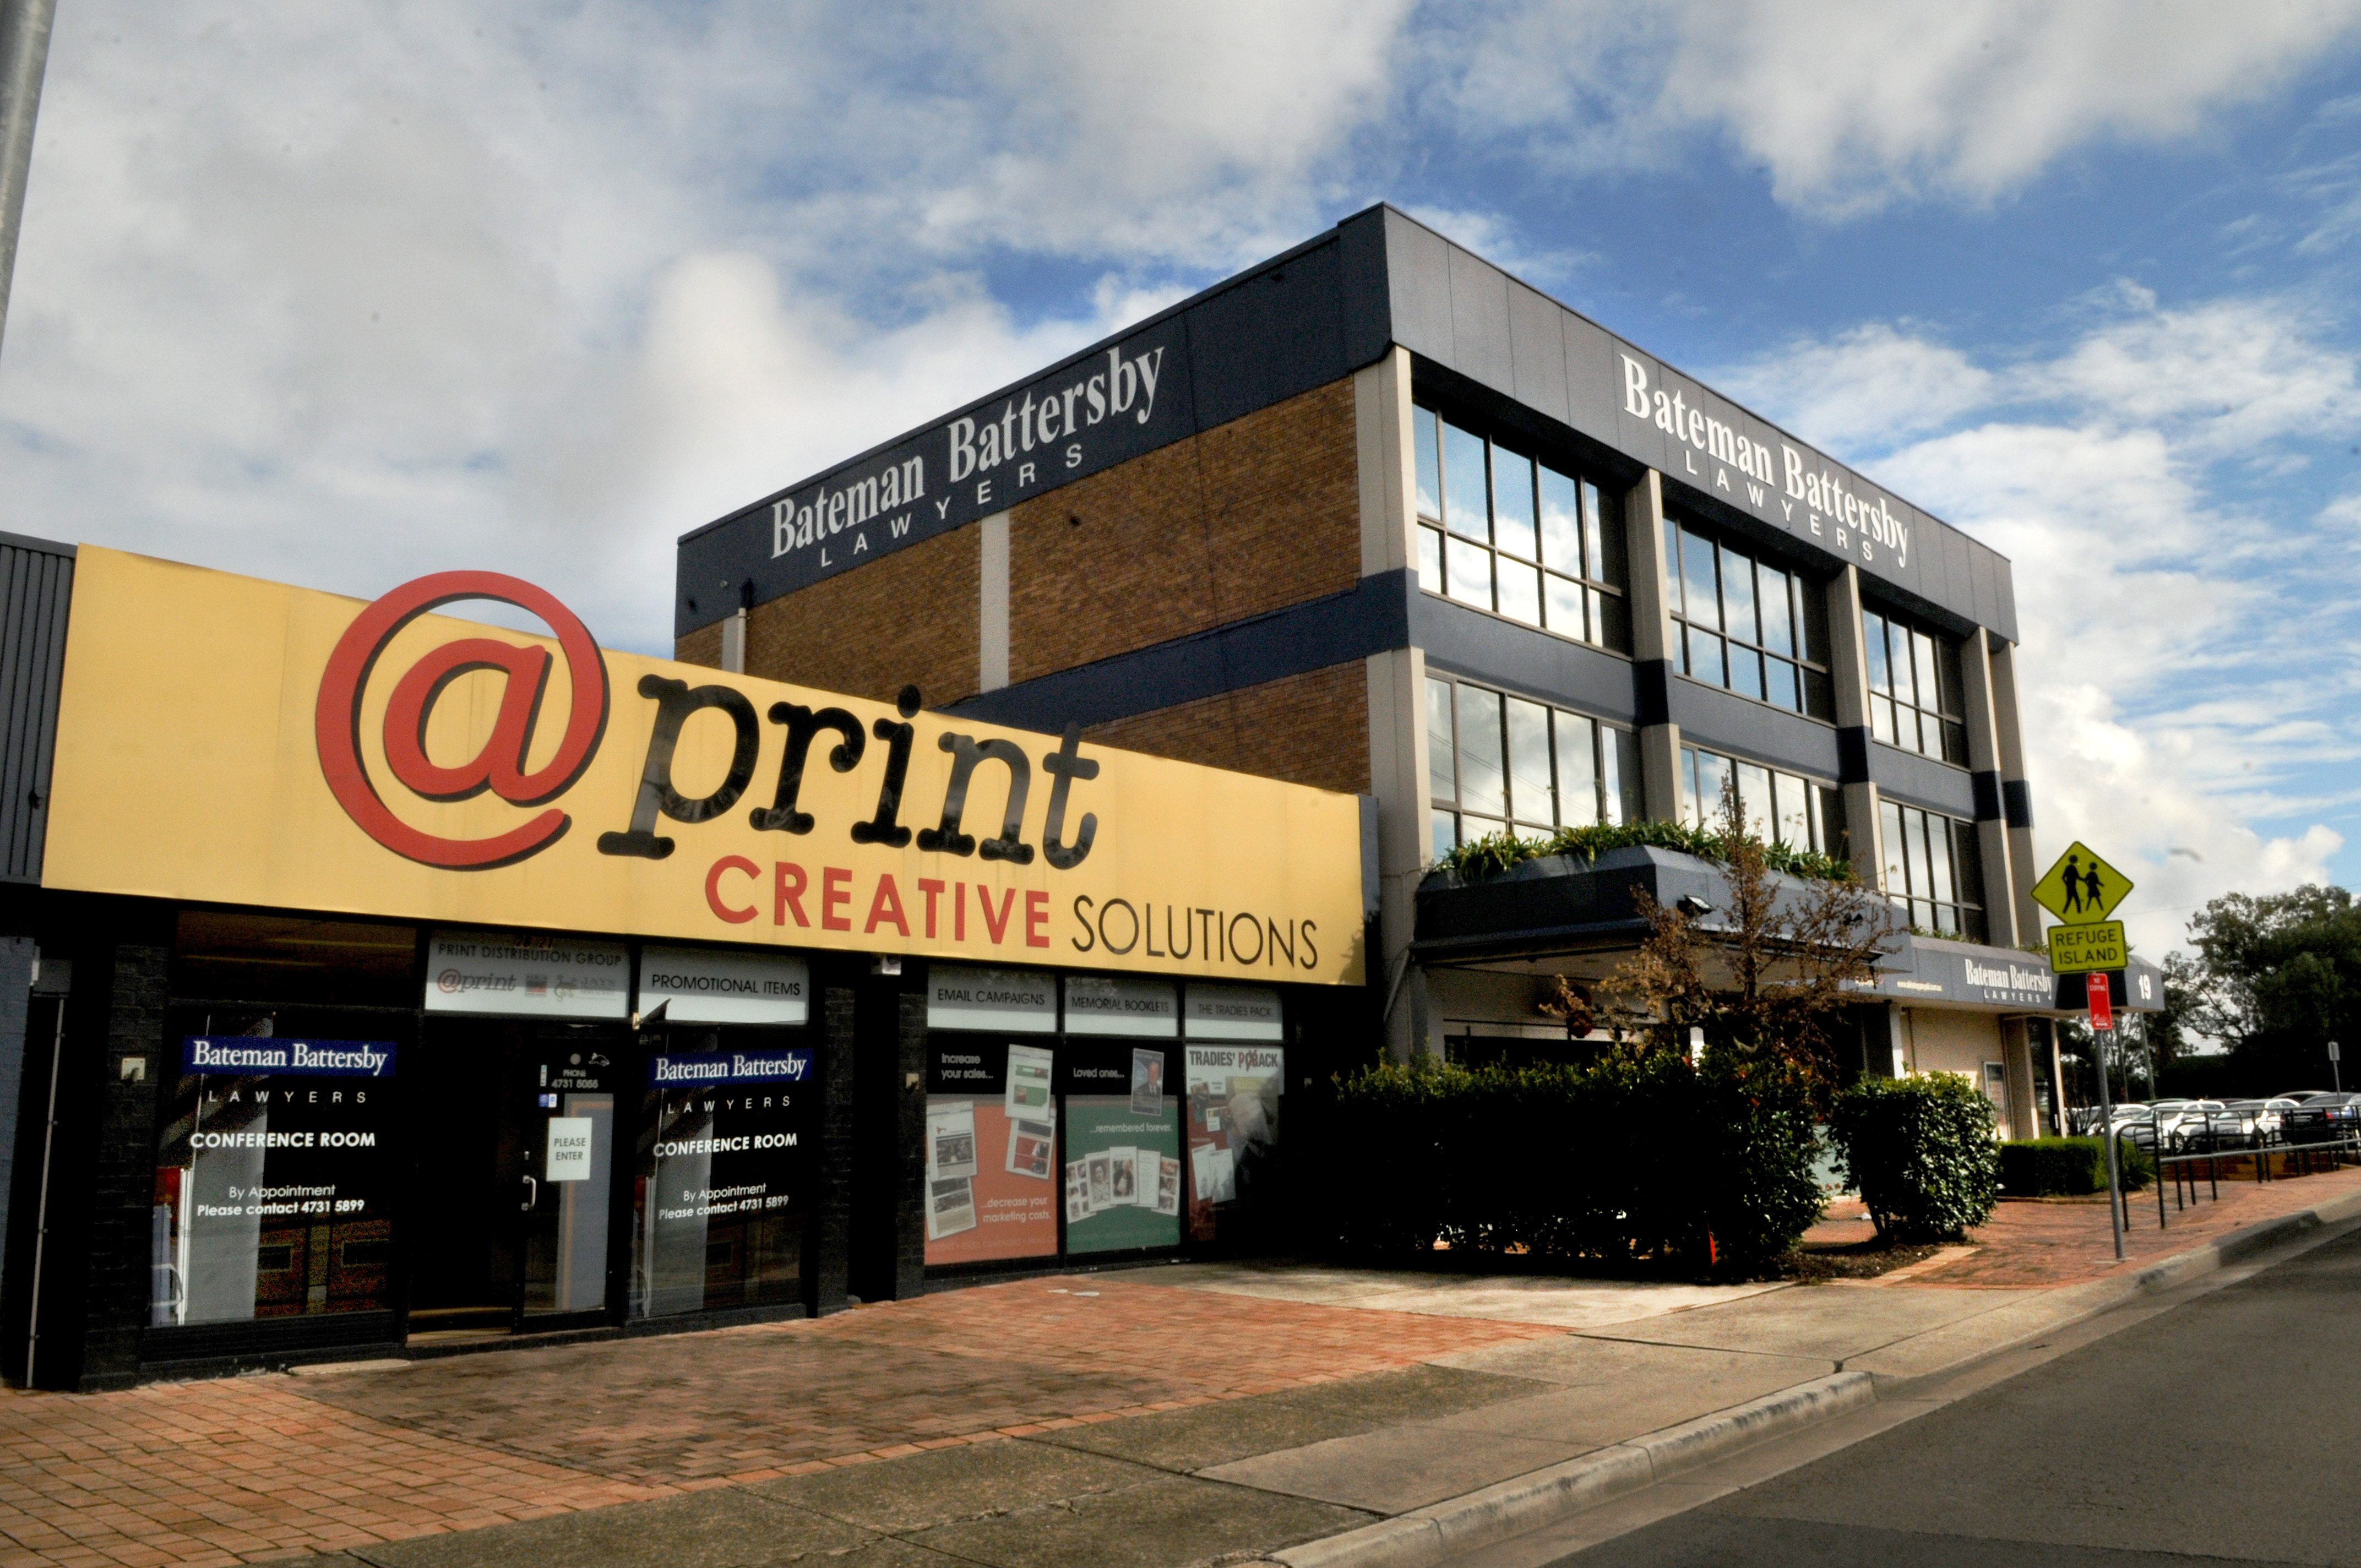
[
  {"x1": 182, "y1": 1037, "x2": 398, "y2": 1077},
  {"x1": 648, "y1": 1049, "x2": 814, "y2": 1087}
]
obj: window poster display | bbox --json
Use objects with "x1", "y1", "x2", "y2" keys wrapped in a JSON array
[
  {"x1": 1060, "y1": 1044, "x2": 1180, "y2": 1254},
  {"x1": 923, "y1": 1043, "x2": 1058, "y2": 1266},
  {"x1": 633, "y1": 1044, "x2": 815, "y2": 1317},
  {"x1": 151, "y1": 1036, "x2": 397, "y2": 1327},
  {"x1": 1183, "y1": 1043, "x2": 1283, "y2": 1243}
]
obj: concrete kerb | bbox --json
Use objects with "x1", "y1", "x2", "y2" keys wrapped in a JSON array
[
  {"x1": 1264, "y1": 1373, "x2": 1874, "y2": 1568},
  {"x1": 1263, "y1": 1185, "x2": 2361, "y2": 1568}
]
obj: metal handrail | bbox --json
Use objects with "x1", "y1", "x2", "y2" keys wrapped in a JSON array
[{"x1": 2141, "y1": 1134, "x2": 2361, "y2": 1230}]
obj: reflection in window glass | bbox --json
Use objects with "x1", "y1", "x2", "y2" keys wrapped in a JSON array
[
  {"x1": 1863, "y1": 606, "x2": 1970, "y2": 764},
  {"x1": 1773, "y1": 772, "x2": 1811, "y2": 848},
  {"x1": 1877, "y1": 799, "x2": 1985, "y2": 940},
  {"x1": 1682, "y1": 745, "x2": 1831, "y2": 855},
  {"x1": 1681, "y1": 531, "x2": 1721, "y2": 631},
  {"x1": 1687, "y1": 624, "x2": 1725, "y2": 687},
  {"x1": 1759, "y1": 567, "x2": 1793, "y2": 656},
  {"x1": 1736, "y1": 762, "x2": 1773, "y2": 840},
  {"x1": 1443, "y1": 421, "x2": 1490, "y2": 541},
  {"x1": 1669, "y1": 519, "x2": 1831, "y2": 720},
  {"x1": 1428, "y1": 679, "x2": 1641, "y2": 850},
  {"x1": 1413, "y1": 406, "x2": 1441, "y2": 521},
  {"x1": 1413, "y1": 405, "x2": 1630, "y2": 655},
  {"x1": 1720, "y1": 547, "x2": 1756, "y2": 645}
]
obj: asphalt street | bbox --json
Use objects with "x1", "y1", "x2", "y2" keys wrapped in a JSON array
[{"x1": 1538, "y1": 1224, "x2": 2361, "y2": 1568}]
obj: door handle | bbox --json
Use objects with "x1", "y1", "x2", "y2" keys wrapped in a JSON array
[{"x1": 520, "y1": 1174, "x2": 538, "y2": 1211}]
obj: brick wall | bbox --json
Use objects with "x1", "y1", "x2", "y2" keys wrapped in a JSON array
[
  {"x1": 1085, "y1": 661, "x2": 1369, "y2": 798},
  {"x1": 678, "y1": 526, "x2": 982, "y2": 705},
  {"x1": 1009, "y1": 377, "x2": 1358, "y2": 683}
]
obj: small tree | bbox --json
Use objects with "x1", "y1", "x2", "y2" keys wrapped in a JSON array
[{"x1": 1601, "y1": 778, "x2": 1898, "y2": 1107}]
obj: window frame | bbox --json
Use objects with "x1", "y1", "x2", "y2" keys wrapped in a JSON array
[
  {"x1": 1428, "y1": 675, "x2": 1642, "y2": 856},
  {"x1": 1861, "y1": 605, "x2": 1970, "y2": 766},
  {"x1": 1413, "y1": 405, "x2": 1631, "y2": 656},
  {"x1": 1663, "y1": 514, "x2": 1835, "y2": 722},
  {"x1": 1678, "y1": 742, "x2": 1844, "y2": 858},
  {"x1": 1878, "y1": 799, "x2": 1987, "y2": 941}
]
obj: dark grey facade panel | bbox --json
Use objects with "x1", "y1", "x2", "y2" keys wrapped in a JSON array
[
  {"x1": 1444, "y1": 245, "x2": 1515, "y2": 394},
  {"x1": 1184, "y1": 238, "x2": 1351, "y2": 432},
  {"x1": 1383, "y1": 208, "x2": 1456, "y2": 364},
  {"x1": 945, "y1": 571, "x2": 1413, "y2": 736},
  {"x1": 1505, "y1": 279, "x2": 1571, "y2": 427},
  {"x1": 1665, "y1": 677, "x2": 1846, "y2": 782},
  {"x1": 1408, "y1": 596, "x2": 1640, "y2": 725},
  {"x1": 1989, "y1": 555, "x2": 2019, "y2": 644},
  {"x1": 1335, "y1": 207, "x2": 1396, "y2": 371},
  {"x1": 1868, "y1": 742, "x2": 1979, "y2": 819},
  {"x1": 0, "y1": 535, "x2": 73, "y2": 885},
  {"x1": 1560, "y1": 309, "x2": 1620, "y2": 440}
]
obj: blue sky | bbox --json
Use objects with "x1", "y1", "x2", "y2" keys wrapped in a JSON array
[{"x1": 2, "y1": 1, "x2": 2359, "y2": 950}]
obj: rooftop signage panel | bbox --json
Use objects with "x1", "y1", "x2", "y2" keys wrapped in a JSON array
[
  {"x1": 677, "y1": 205, "x2": 2014, "y2": 645},
  {"x1": 41, "y1": 548, "x2": 1367, "y2": 986}
]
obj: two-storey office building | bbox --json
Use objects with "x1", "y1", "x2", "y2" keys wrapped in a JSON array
[{"x1": 674, "y1": 205, "x2": 2158, "y2": 1141}]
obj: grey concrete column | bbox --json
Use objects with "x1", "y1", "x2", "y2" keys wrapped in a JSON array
[
  {"x1": 1623, "y1": 470, "x2": 1682, "y2": 824},
  {"x1": 1957, "y1": 629, "x2": 2019, "y2": 948},
  {"x1": 1987, "y1": 641, "x2": 2044, "y2": 943},
  {"x1": 720, "y1": 609, "x2": 748, "y2": 673},
  {"x1": 1823, "y1": 565, "x2": 1885, "y2": 885},
  {"x1": 1355, "y1": 347, "x2": 1417, "y2": 578}
]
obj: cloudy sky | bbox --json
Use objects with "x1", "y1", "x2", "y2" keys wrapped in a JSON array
[{"x1": 4, "y1": 0, "x2": 2360, "y2": 951}]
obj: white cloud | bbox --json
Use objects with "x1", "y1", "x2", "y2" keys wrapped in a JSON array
[
  {"x1": 1725, "y1": 303, "x2": 2361, "y2": 950},
  {"x1": 1430, "y1": 0, "x2": 2361, "y2": 215}
]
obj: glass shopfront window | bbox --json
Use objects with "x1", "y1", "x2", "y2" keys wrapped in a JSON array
[
  {"x1": 1059, "y1": 976, "x2": 1181, "y2": 1255},
  {"x1": 1182, "y1": 984, "x2": 1283, "y2": 1245},
  {"x1": 152, "y1": 1030, "x2": 399, "y2": 1328},
  {"x1": 923, "y1": 966, "x2": 1061, "y2": 1267}
]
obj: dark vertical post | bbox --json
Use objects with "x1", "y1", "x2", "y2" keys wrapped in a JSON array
[
  {"x1": 892, "y1": 982, "x2": 927, "y2": 1301},
  {"x1": 66, "y1": 939, "x2": 166, "y2": 1389},
  {"x1": 0, "y1": 0, "x2": 55, "y2": 358},
  {"x1": 0, "y1": 935, "x2": 34, "y2": 1307},
  {"x1": 806, "y1": 984, "x2": 856, "y2": 1317}
]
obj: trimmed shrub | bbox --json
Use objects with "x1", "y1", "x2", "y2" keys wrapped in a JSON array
[
  {"x1": 1312, "y1": 1049, "x2": 1823, "y2": 1272},
  {"x1": 1828, "y1": 1075, "x2": 2000, "y2": 1243},
  {"x1": 1998, "y1": 1136, "x2": 2155, "y2": 1196}
]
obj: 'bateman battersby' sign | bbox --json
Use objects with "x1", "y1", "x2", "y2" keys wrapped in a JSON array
[{"x1": 43, "y1": 549, "x2": 1364, "y2": 984}]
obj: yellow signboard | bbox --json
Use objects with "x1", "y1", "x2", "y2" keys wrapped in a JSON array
[
  {"x1": 2032, "y1": 840, "x2": 2133, "y2": 923},
  {"x1": 42, "y1": 548, "x2": 1366, "y2": 984},
  {"x1": 2047, "y1": 921, "x2": 2127, "y2": 975}
]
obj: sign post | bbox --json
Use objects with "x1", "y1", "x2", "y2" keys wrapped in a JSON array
[
  {"x1": 2331, "y1": 1038, "x2": 2342, "y2": 1095},
  {"x1": 2087, "y1": 970, "x2": 2124, "y2": 1262}
]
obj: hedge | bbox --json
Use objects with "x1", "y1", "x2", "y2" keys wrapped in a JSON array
[
  {"x1": 1308, "y1": 1051, "x2": 1824, "y2": 1272},
  {"x1": 2000, "y1": 1136, "x2": 2152, "y2": 1195},
  {"x1": 1827, "y1": 1075, "x2": 1999, "y2": 1243}
]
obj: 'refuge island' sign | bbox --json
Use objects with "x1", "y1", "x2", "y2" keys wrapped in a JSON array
[
  {"x1": 677, "y1": 323, "x2": 1189, "y2": 631},
  {"x1": 44, "y1": 548, "x2": 1364, "y2": 985}
]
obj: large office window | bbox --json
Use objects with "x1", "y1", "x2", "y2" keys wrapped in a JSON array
[
  {"x1": 1428, "y1": 677, "x2": 1642, "y2": 857},
  {"x1": 1413, "y1": 406, "x2": 1630, "y2": 653},
  {"x1": 1862, "y1": 608, "x2": 1968, "y2": 764},
  {"x1": 1679, "y1": 744, "x2": 1846, "y2": 857},
  {"x1": 1664, "y1": 517, "x2": 1835, "y2": 720},
  {"x1": 1880, "y1": 801, "x2": 1987, "y2": 941}
]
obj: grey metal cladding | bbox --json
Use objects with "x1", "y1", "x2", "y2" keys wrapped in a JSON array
[
  {"x1": 1444, "y1": 247, "x2": 1515, "y2": 393},
  {"x1": 0, "y1": 534, "x2": 74, "y2": 885},
  {"x1": 1505, "y1": 280, "x2": 1570, "y2": 426},
  {"x1": 1186, "y1": 238, "x2": 1351, "y2": 430},
  {"x1": 1335, "y1": 206, "x2": 1395, "y2": 369},
  {"x1": 1988, "y1": 554, "x2": 2019, "y2": 644},
  {"x1": 1410, "y1": 595, "x2": 1641, "y2": 723},
  {"x1": 1384, "y1": 209, "x2": 1456, "y2": 362},
  {"x1": 1665, "y1": 676, "x2": 1845, "y2": 781},
  {"x1": 1869, "y1": 743, "x2": 1978, "y2": 819},
  {"x1": 1607, "y1": 336, "x2": 1675, "y2": 475},
  {"x1": 1559, "y1": 312, "x2": 1620, "y2": 441}
]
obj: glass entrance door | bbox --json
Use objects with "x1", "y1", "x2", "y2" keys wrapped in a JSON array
[{"x1": 406, "y1": 1021, "x2": 622, "y2": 1339}]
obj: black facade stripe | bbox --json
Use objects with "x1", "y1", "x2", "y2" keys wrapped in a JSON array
[
  {"x1": 1971, "y1": 769, "x2": 2005, "y2": 822},
  {"x1": 1633, "y1": 660, "x2": 1672, "y2": 728},
  {"x1": 2003, "y1": 778, "x2": 2036, "y2": 830},
  {"x1": 945, "y1": 570, "x2": 1415, "y2": 734},
  {"x1": 1836, "y1": 725, "x2": 1872, "y2": 785}
]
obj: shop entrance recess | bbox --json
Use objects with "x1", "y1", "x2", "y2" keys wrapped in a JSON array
[{"x1": 405, "y1": 1019, "x2": 624, "y2": 1339}]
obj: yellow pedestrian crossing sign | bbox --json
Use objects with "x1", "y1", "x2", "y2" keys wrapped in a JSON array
[{"x1": 2033, "y1": 841, "x2": 2133, "y2": 923}]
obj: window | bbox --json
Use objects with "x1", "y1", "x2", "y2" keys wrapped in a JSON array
[
  {"x1": 1428, "y1": 676, "x2": 1642, "y2": 855},
  {"x1": 1679, "y1": 744, "x2": 1846, "y2": 857},
  {"x1": 1862, "y1": 608, "x2": 1968, "y2": 764},
  {"x1": 1879, "y1": 800, "x2": 1987, "y2": 941},
  {"x1": 1664, "y1": 518, "x2": 1835, "y2": 720},
  {"x1": 1413, "y1": 406, "x2": 1630, "y2": 652}
]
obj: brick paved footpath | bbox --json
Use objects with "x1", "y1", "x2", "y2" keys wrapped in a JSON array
[
  {"x1": 6, "y1": 1163, "x2": 2358, "y2": 1568},
  {"x1": 0, "y1": 1280, "x2": 1564, "y2": 1568}
]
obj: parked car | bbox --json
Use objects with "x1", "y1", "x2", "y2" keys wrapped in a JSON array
[
  {"x1": 2281, "y1": 1093, "x2": 2361, "y2": 1143},
  {"x1": 2127, "y1": 1099, "x2": 2219, "y2": 1152},
  {"x1": 2070, "y1": 1102, "x2": 2146, "y2": 1137},
  {"x1": 2210, "y1": 1099, "x2": 2301, "y2": 1146}
]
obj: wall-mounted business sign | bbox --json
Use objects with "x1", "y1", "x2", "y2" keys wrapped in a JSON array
[
  {"x1": 639, "y1": 946, "x2": 808, "y2": 1026},
  {"x1": 676, "y1": 321, "x2": 1191, "y2": 635},
  {"x1": 181, "y1": 1037, "x2": 398, "y2": 1077},
  {"x1": 929, "y1": 965, "x2": 1058, "y2": 1033},
  {"x1": 1062, "y1": 975, "x2": 1177, "y2": 1038},
  {"x1": 423, "y1": 932, "x2": 629, "y2": 1019},
  {"x1": 42, "y1": 549, "x2": 1363, "y2": 984},
  {"x1": 647, "y1": 1049, "x2": 813, "y2": 1087},
  {"x1": 1185, "y1": 984, "x2": 1282, "y2": 1042}
]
